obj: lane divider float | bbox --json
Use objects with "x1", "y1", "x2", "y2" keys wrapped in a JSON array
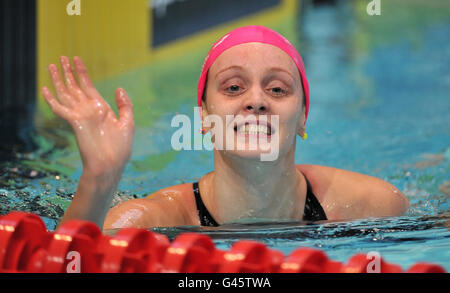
[{"x1": 0, "y1": 212, "x2": 446, "y2": 273}]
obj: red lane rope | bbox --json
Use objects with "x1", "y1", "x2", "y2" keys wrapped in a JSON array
[{"x1": 0, "y1": 212, "x2": 446, "y2": 273}]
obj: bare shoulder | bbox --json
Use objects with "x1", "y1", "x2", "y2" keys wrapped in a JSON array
[
  {"x1": 104, "y1": 182, "x2": 199, "y2": 229},
  {"x1": 296, "y1": 164, "x2": 410, "y2": 220}
]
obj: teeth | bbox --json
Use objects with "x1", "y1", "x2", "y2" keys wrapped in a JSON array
[{"x1": 237, "y1": 124, "x2": 270, "y2": 135}]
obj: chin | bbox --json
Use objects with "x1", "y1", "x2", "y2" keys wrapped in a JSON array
[{"x1": 221, "y1": 147, "x2": 281, "y2": 163}]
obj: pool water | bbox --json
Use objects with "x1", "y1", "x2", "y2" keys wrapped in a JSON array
[
  {"x1": 0, "y1": 1, "x2": 449, "y2": 270},
  {"x1": 147, "y1": 214, "x2": 450, "y2": 271}
]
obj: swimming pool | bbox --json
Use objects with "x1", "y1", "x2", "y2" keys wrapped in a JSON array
[{"x1": 0, "y1": 1, "x2": 449, "y2": 271}]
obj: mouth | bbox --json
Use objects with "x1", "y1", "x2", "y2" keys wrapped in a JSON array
[{"x1": 233, "y1": 120, "x2": 273, "y2": 136}]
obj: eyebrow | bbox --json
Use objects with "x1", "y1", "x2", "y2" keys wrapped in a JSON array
[
  {"x1": 265, "y1": 67, "x2": 295, "y2": 80},
  {"x1": 214, "y1": 65, "x2": 245, "y2": 79},
  {"x1": 214, "y1": 65, "x2": 295, "y2": 80}
]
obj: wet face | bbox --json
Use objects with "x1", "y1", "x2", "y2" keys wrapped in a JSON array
[{"x1": 202, "y1": 42, "x2": 305, "y2": 161}]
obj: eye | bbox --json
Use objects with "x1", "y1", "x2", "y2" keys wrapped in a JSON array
[
  {"x1": 226, "y1": 85, "x2": 242, "y2": 93},
  {"x1": 270, "y1": 87, "x2": 287, "y2": 95}
]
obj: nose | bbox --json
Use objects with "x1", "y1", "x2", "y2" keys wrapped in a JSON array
[{"x1": 242, "y1": 88, "x2": 269, "y2": 114}]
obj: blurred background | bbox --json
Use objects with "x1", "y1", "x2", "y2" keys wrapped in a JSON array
[{"x1": 0, "y1": 0, "x2": 449, "y2": 232}]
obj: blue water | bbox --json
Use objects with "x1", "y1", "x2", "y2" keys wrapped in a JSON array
[{"x1": 1, "y1": 1, "x2": 449, "y2": 271}]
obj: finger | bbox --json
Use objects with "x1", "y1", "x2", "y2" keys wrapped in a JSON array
[
  {"x1": 48, "y1": 63, "x2": 75, "y2": 107},
  {"x1": 73, "y1": 56, "x2": 102, "y2": 99},
  {"x1": 42, "y1": 86, "x2": 70, "y2": 120},
  {"x1": 115, "y1": 88, "x2": 134, "y2": 127},
  {"x1": 60, "y1": 56, "x2": 86, "y2": 100}
]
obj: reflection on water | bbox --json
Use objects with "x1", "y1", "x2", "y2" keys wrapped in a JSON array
[
  {"x1": 0, "y1": 0, "x2": 449, "y2": 269},
  {"x1": 147, "y1": 214, "x2": 450, "y2": 243}
]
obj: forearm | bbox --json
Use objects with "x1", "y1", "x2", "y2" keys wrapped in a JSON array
[{"x1": 57, "y1": 169, "x2": 123, "y2": 229}]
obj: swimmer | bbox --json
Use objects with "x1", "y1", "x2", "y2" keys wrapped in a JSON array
[{"x1": 42, "y1": 26, "x2": 409, "y2": 229}]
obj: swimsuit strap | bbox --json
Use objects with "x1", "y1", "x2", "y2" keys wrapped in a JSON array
[
  {"x1": 302, "y1": 176, "x2": 328, "y2": 221},
  {"x1": 192, "y1": 175, "x2": 327, "y2": 227},
  {"x1": 193, "y1": 182, "x2": 219, "y2": 227}
]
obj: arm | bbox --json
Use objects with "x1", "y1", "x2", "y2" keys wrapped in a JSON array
[
  {"x1": 42, "y1": 56, "x2": 135, "y2": 229},
  {"x1": 344, "y1": 168, "x2": 409, "y2": 218},
  {"x1": 103, "y1": 198, "x2": 167, "y2": 229},
  {"x1": 103, "y1": 184, "x2": 197, "y2": 229},
  {"x1": 360, "y1": 176, "x2": 410, "y2": 218},
  {"x1": 59, "y1": 171, "x2": 122, "y2": 228}
]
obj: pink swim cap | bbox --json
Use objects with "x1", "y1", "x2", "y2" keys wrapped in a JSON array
[{"x1": 197, "y1": 25, "x2": 310, "y2": 124}]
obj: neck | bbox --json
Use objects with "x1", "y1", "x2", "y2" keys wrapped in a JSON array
[{"x1": 207, "y1": 148, "x2": 306, "y2": 224}]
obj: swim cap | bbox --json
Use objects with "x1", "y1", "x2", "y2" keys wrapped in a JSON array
[{"x1": 197, "y1": 25, "x2": 310, "y2": 124}]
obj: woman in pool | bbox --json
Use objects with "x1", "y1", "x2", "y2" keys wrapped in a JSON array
[{"x1": 42, "y1": 26, "x2": 409, "y2": 229}]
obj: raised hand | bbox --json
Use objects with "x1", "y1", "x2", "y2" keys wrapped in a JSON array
[{"x1": 42, "y1": 56, "x2": 135, "y2": 177}]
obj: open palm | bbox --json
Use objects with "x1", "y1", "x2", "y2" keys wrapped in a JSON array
[{"x1": 42, "y1": 56, "x2": 135, "y2": 176}]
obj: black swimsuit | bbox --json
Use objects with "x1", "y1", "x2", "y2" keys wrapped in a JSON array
[{"x1": 192, "y1": 174, "x2": 327, "y2": 227}]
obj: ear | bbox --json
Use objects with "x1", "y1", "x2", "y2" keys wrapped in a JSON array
[
  {"x1": 201, "y1": 100, "x2": 211, "y2": 134},
  {"x1": 298, "y1": 124, "x2": 306, "y2": 139},
  {"x1": 296, "y1": 107, "x2": 306, "y2": 138}
]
